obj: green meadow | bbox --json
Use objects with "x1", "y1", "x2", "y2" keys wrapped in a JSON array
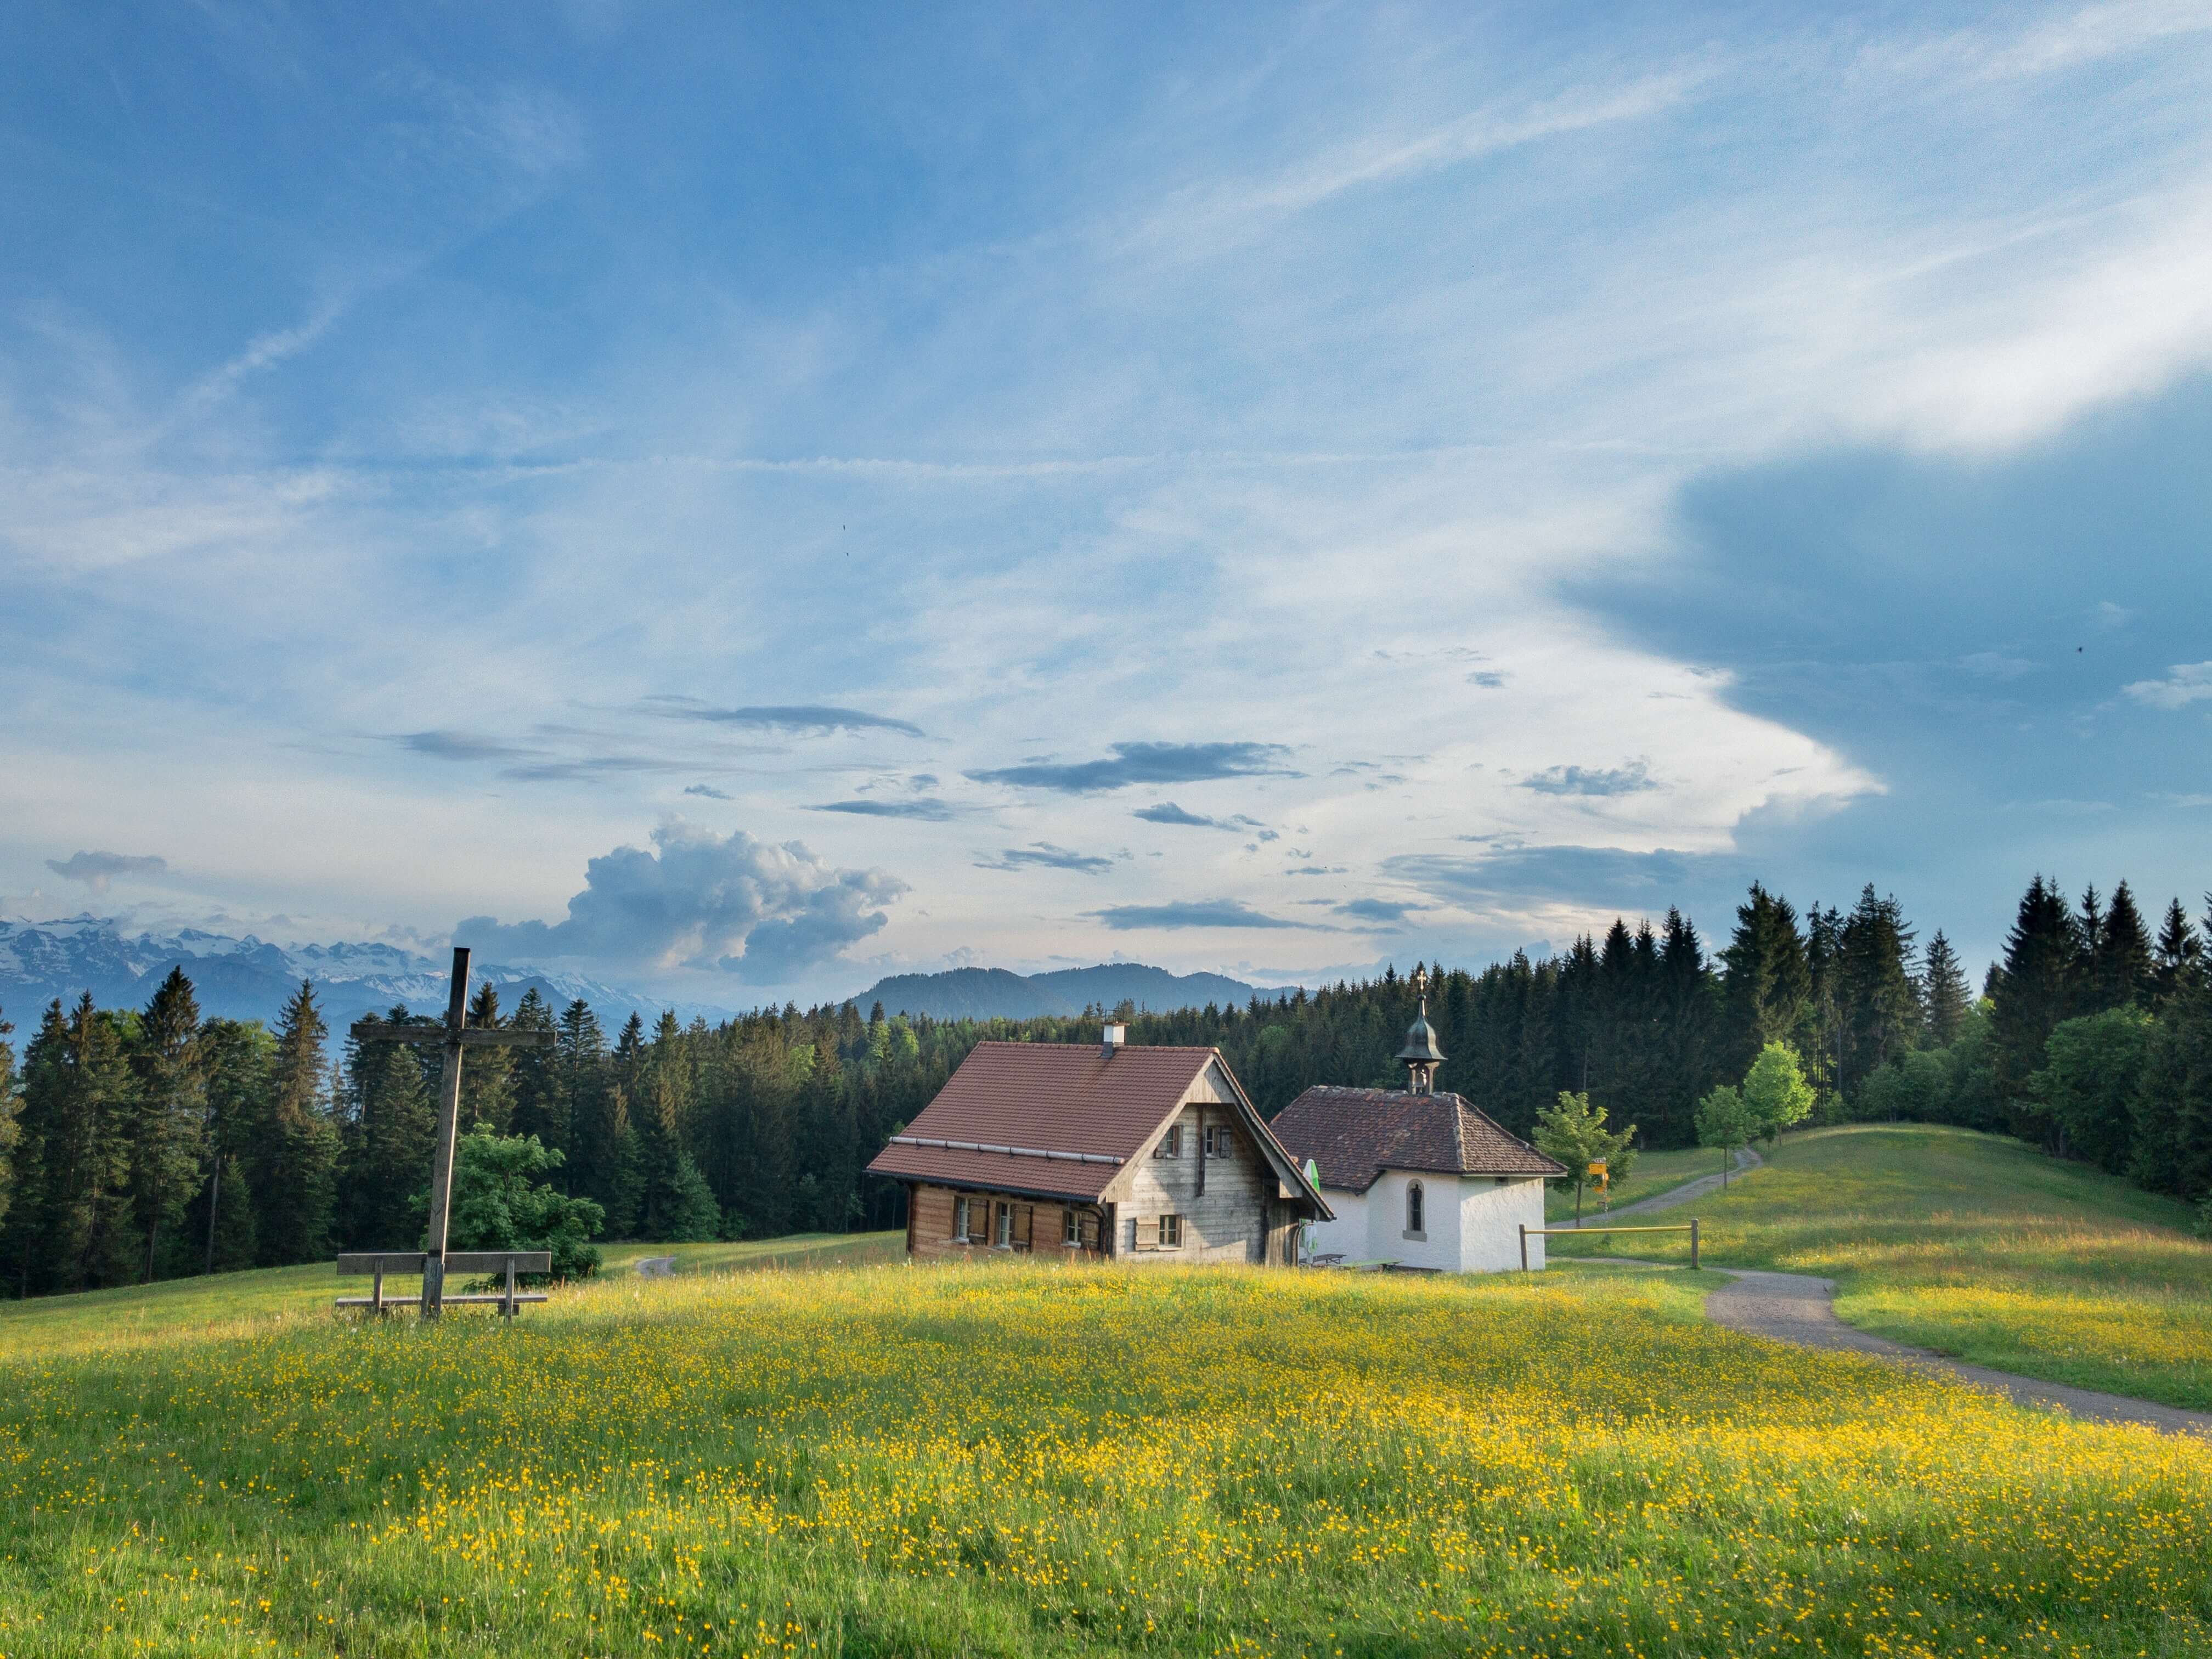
[{"x1": 1551, "y1": 1124, "x2": 2212, "y2": 1409}]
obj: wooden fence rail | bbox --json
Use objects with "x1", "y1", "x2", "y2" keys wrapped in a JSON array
[{"x1": 1519, "y1": 1219, "x2": 1699, "y2": 1271}]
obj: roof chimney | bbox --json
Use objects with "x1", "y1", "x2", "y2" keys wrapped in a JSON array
[{"x1": 1102, "y1": 1022, "x2": 1126, "y2": 1058}]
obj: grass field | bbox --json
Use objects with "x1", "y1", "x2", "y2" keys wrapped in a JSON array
[
  {"x1": 1549, "y1": 1124, "x2": 2212, "y2": 1410},
  {"x1": 0, "y1": 1233, "x2": 905, "y2": 1361},
  {"x1": 3, "y1": 1249, "x2": 2209, "y2": 1656}
]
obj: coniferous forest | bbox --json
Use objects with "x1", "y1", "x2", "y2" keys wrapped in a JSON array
[{"x1": 3, "y1": 875, "x2": 2209, "y2": 1299}]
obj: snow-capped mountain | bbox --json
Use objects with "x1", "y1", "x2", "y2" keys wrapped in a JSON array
[{"x1": 0, "y1": 916, "x2": 738, "y2": 1035}]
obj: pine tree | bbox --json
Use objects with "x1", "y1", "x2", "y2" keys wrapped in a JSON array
[
  {"x1": 1719, "y1": 885, "x2": 1811, "y2": 1082},
  {"x1": 1921, "y1": 930, "x2": 1973, "y2": 1047},
  {"x1": 251, "y1": 981, "x2": 338, "y2": 1265},
  {"x1": 2153, "y1": 899, "x2": 2205, "y2": 1003},
  {"x1": 127, "y1": 967, "x2": 206, "y2": 1283},
  {"x1": 1652, "y1": 910, "x2": 1720, "y2": 1149},
  {"x1": 1989, "y1": 876, "x2": 2083, "y2": 1126},
  {"x1": 2093, "y1": 882, "x2": 2155, "y2": 1012}
]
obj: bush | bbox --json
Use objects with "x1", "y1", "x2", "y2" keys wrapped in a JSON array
[{"x1": 430, "y1": 1124, "x2": 606, "y2": 1282}]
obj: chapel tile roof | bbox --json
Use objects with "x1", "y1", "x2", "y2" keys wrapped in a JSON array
[
  {"x1": 1268, "y1": 1086, "x2": 1566, "y2": 1192},
  {"x1": 865, "y1": 1041, "x2": 1224, "y2": 1202}
]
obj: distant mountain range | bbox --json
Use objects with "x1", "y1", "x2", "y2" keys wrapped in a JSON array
[
  {"x1": 851, "y1": 963, "x2": 1299, "y2": 1021},
  {"x1": 0, "y1": 916, "x2": 734, "y2": 1037},
  {"x1": 0, "y1": 917, "x2": 1301, "y2": 1037}
]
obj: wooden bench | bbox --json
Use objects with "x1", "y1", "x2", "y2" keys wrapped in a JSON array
[{"x1": 335, "y1": 1251, "x2": 553, "y2": 1319}]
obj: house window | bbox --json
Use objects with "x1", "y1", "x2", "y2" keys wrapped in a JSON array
[
  {"x1": 1155, "y1": 1125, "x2": 1182, "y2": 1158},
  {"x1": 995, "y1": 1203, "x2": 1014, "y2": 1248},
  {"x1": 1158, "y1": 1214, "x2": 1184, "y2": 1248},
  {"x1": 1407, "y1": 1181, "x2": 1425, "y2": 1236},
  {"x1": 953, "y1": 1196, "x2": 975, "y2": 1242},
  {"x1": 1204, "y1": 1125, "x2": 1233, "y2": 1158},
  {"x1": 1063, "y1": 1208, "x2": 1082, "y2": 1246}
]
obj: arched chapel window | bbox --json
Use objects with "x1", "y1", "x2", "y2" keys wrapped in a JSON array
[{"x1": 1407, "y1": 1181, "x2": 1424, "y2": 1234}]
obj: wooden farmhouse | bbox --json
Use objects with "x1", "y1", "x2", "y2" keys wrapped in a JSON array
[
  {"x1": 866, "y1": 1025, "x2": 1330, "y2": 1263},
  {"x1": 1269, "y1": 973, "x2": 1566, "y2": 1272}
]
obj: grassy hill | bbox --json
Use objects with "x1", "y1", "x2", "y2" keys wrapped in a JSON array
[
  {"x1": 1550, "y1": 1124, "x2": 2212, "y2": 1409},
  {"x1": 2, "y1": 1243, "x2": 2208, "y2": 1655}
]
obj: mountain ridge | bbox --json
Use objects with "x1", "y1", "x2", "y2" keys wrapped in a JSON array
[{"x1": 852, "y1": 962, "x2": 1301, "y2": 1021}]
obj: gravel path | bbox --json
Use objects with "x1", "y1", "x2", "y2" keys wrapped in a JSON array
[
  {"x1": 1568, "y1": 1146, "x2": 1762, "y2": 1225},
  {"x1": 634, "y1": 1255, "x2": 678, "y2": 1278},
  {"x1": 1702, "y1": 1265, "x2": 2212, "y2": 1438}
]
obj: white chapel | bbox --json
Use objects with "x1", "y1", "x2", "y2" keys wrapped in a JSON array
[{"x1": 1269, "y1": 969, "x2": 1565, "y2": 1272}]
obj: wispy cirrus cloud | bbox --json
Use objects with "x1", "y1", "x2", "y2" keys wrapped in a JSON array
[
  {"x1": 397, "y1": 730, "x2": 540, "y2": 762},
  {"x1": 814, "y1": 798, "x2": 957, "y2": 822},
  {"x1": 975, "y1": 842, "x2": 1115, "y2": 874},
  {"x1": 684, "y1": 783, "x2": 733, "y2": 800},
  {"x1": 970, "y1": 741, "x2": 1294, "y2": 794},
  {"x1": 1132, "y1": 801, "x2": 1276, "y2": 838},
  {"x1": 1088, "y1": 899, "x2": 1319, "y2": 930},
  {"x1": 646, "y1": 698, "x2": 923, "y2": 738}
]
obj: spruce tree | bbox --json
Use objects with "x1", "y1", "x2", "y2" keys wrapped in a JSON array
[
  {"x1": 1837, "y1": 885, "x2": 1921, "y2": 1097},
  {"x1": 128, "y1": 968, "x2": 206, "y2": 1283},
  {"x1": 21, "y1": 995, "x2": 137, "y2": 1293},
  {"x1": 251, "y1": 981, "x2": 338, "y2": 1265},
  {"x1": 2153, "y1": 898, "x2": 2204, "y2": 1003},
  {"x1": 2094, "y1": 882, "x2": 2155, "y2": 1012},
  {"x1": 0, "y1": 1005, "x2": 19, "y2": 1237},
  {"x1": 190, "y1": 1018, "x2": 273, "y2": 1276},
  {"x1": 1989, "y1": 876, "x2": 2083, "y2": 1136},
  {"x1": 346, "y1": 1032, "x2": 436, "y2": 1248},
  {"x1": 506, "y1": 989, "x2": 563, "y2": 1153},
  {"x1": 1921, "y1": 930, "x2": 1973, "y2": 1048},
  {"x1": 460, "y1": 982, "x2": 515, "y2": 1132},
  {"x1": 1719, "y1": 885, "x2": 1811, "y2": 1081}
]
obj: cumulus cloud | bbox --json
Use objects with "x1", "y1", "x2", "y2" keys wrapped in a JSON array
[
  {"x1": 1088, "y1": 899, "x2": 1315, "y2": 930},
  {"x1": 457, "y1": 820, "x2": 903, "y2": 983},
  {"x1": 811, "y1": 798, "x2": 956, "y2": 821},
  {"x1": 645, "y1": 698, "x2": 923, "y2": 737},
  {"x1": 45, "y1": 850, "x2": 168, "y2": 891},
  {"x1": 968, "y1": 741, "x2": 1294, "y2": 794},
  {"x1": 1520, "y1": 761, "x2": 1657, "y2": 797},
  {"x1": 975, "y1": 842, "x2": 1115, "y2": 874},
  {"x1": 2123, "y1": 662, "x2": 2212, "y2": 709}
]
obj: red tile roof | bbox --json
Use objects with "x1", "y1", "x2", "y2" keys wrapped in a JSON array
[
  {"x1": 865, "y1": 1041, "x2": 1224, "y2": 1202},
  {"x1": 1268, "y1": 1086, "x2": 1566, "y2": 1192}
]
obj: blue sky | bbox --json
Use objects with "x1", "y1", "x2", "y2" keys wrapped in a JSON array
[{"x1": 4, "y1": 2, "x2": 2209, "y2": 1005}]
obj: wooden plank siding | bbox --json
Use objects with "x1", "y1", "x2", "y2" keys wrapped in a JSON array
[
  {"x1": 1115, "y1": 1105, "x2": 1288, "y2": 1265},
  {"x1": 906, "y1": 1182, "x2": 1106, "y2": 1263}
]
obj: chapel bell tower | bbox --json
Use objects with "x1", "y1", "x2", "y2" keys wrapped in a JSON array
[{"x1": 1397, "y1": 964, "x2": 1446, "y2": 1094}]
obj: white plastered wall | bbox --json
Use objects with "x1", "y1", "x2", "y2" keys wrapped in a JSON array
[{"x1": 1458, "y1": 1176, "x2": 1546, "y2": 1273}]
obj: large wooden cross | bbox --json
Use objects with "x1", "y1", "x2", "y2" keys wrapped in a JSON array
[{"x1": 341, "y1": 946, "x2": 556, "y2": 1320}]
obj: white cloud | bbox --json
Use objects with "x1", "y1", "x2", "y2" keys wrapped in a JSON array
[
  {"x1": 2123, "y1": 662, "x2": 2212, "y2": 709},
  {"x1": 459, "y1": 821, "x2": 905, "y2": 983}
]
